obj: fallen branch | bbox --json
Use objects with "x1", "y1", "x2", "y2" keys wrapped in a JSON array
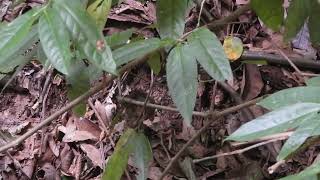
[
  {"x1": 193, "y1": 136, "x2": 288, "y2": 164},
  {"x1": 206, "y1": 3, "x2": 251, "y2": 30},
  {"x1": 0, "y1": 53, "x2": 153, "y2": 153},
  {"x1": 158, "y1": 96, "x2": 264, "y2": 179},
  {"x1": 242, "y1": 51, "x2": 320, "y2": 70}
]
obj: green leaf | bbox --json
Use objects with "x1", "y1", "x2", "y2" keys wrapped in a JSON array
[
  {"x1": 38, "y1": 8, "x2": 73, "y2": 75},
  {"x1": 258, "y1": 87, "x2": 320, "y2": 110},
  {"x1": 113, "y1": 38, "x2": 161, "y2": 66},
  {"x1": 0, "y1": 26, "x2": 38, "y2": 72},
  {"x1": 277, "y1": 113, "x2": 320, "y2": 160},
  {"x1": 131, "y1": 133, "x2": 152, "y2": 180},
  {"x1": 284, "y1": 0, "x2": 311, "y2": 41},
  {"x1": 280, "y1": 161, "x2": 320, "y2": 180},
  {"x1": 306, "y1": 77, "x2": 320, "y2": 87},
  {"x1": 0, "y1": 8, "x2": 42, "y2": 65},
  {"x1": 66, "y1": 60, "x2": 90, "y2": 117},
  {"x1": 156, "y1": 0, "x2": 188, "y2": 39},
  {"x1": 167, "y1": 44, "x2": 198, "y2": 125},
  {"x1": 227, "y1": 103, "x2": 320, "y2": 142},
  {"x1": 87, "y1": 0, "x2": 112, "y2": 30},
  {"x1": 102, "y1": 129, "x2": 137, "y2": 180},
  {"x1": 250, "y1": 0, "x2": 284, "y2": 31},
  {"x1": 147, "y1": 51, "x2": 161, "y2": 75},
  {"x1": 188, "y1": 27, "x2": 232, "y2": 81},
  {"x1": 308, "y1": 1, "x2": 320, "y2": 46},
  {"x1": 105, "y1": 29, "x2": 134, "y2": 49},
  {"x1": 53, "y1": 0, "x2": 117, "y2": 74}
]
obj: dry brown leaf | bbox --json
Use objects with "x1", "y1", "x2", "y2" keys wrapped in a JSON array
[
  {"x1": 36, "y1": 163, "x2": 60, "y2": 180},
  {"x1": 62, "y1": 130, "x2": 98, "y2": 142},
  {"x1": 241, "y1": 64, "x2": 264, "y2": 100},
  {"x1": 80, "y1": 143, "x2": 104, "y2": 168}
]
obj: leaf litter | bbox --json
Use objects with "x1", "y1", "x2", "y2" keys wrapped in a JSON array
[{"x1": 1, "y1": 0, "x2": 320, "y2": 179}]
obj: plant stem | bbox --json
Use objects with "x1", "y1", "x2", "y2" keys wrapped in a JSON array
[{"x1": 158, "y1": 96, "x2": 264, "y2": 179}]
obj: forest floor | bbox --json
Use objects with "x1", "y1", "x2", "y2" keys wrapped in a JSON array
[{"x1": 1, "y1": 0, "x2": 320, "y2": 179}]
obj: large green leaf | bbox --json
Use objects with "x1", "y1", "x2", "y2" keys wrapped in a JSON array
[
  {"x1": 147, "y1": 51, "x2": 161, "y2": 75},
  {"x1": 0, "y1": 8, "x2": 42, "y2": 65},
  {"x1": 280, "y1": 161, "x2": 320, "y2": 180},
  {"x1": 166, "y1": 44, "x2": 198, "y2": 125},
  {"x1": 66, "y1": 60, "x2": 90, "y2": 117},
  {"x1": 250, "y1": 0, "x2": 284, "y2": 31},
  {"x1": 306, "y1": 77, "x2": 320, "y2": 87},
  {"x1": 227, "y1": 103, "x2": 320, "y2": 142},
  {"x1": 38, "y1": 8, "x2": 73, "y2": 75},
  {"x1": 156, "y1": 0, "x2": 188, "y2": 39},
  {"x1": 308, "y1": 1, "x2": 320, "y2": 46},
  {"x1": 131, "y1": 133, "x2": 152, "y2": 180},
  {"x1": 277, "y1": 113, "x2": 320, "y2": 160},
  {"x1": 87, "y1": 0, "x2": 112, "y2": 30},
  {"x1": 113, "y1": 38, "x2": 161, "y2": 66},
  {"x1": 105, "y1": 28, "x2": 134, "y2": 49},
  {"x1": 187, "y1": 27, "x2": 232, "y2": 81},
  {"x1": 102, "y1": 129, "x2": 137, "y2": 180},
  {"x1": 53, "y1": 0, "x2": 117, "y2": 74},
  {"x1": 0, "y1": 26, "x2": 38, "y2": 72},
  {"x1": 258, "y1": 87, "x2": 320, "y2": 110},
  {"x1": 284, "y1": 0, "x2": 311, "y2": 41}
]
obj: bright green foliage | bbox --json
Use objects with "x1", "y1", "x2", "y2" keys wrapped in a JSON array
[
  {"x1": 0, "y1": 8, "x2": 42, "y2": 65},
  {"x1": 66, "y1": 61, "x2": 91, "y2": 117},
  {"x1": 156, "y1": 0, "x2": 188, "y2": 39},
  {"x1": 105, "y1": 28, "x2": 134, "y2": 49},
  {"x1": 277, "y1": 113, "x2": 320, "y2": 160},
  {"x1": 147, "y1": 51, "x2": 161, "y2": 75},
  {"x1": 103, "y1": 129, "x2": 136, "y2": 180},
  {"x1": 226, "y1": 103, "x2": 320, "y2": 141},
  {"x1": 38, "y1": 8, "x2": 73, "y2": 75},
  {"x1": 166, "y1": 44, "x2": 198, "y2": 125},
  {"x1": 131, "y1": 133, "x2": 153, "y2": 180},
  {"x1": 306, "y1": 77, "x2": 320, "y2": 87},
  {"x1": 0, "y1": 26, "x2": 39, "y2": 76},
  {"x1": 87, "y1": 0, "x2": 112, "y2": 30},
  {"x1": 188, "y1": 27, "x2": 232, "y2": 81},
  {"x1": 280, "y1": 160, "x2": 320, "y2": 180},
  {"x1": 250, "y1": 0, "x2": 284, "y2": 31},
  {"x1": 284, "y1": 0, "x2": 311, "y2": 41},
  {"x1": 258, "y1": 87, "x2": 320, "y2": 110},
  {"x1": 103, "y1": 129, "x2": 152, "y2": 180},
  {"x1": 308, "y1": 1, "x2": 320, "y2": 46},
  {"x1": 113, "y1": 38, "x2": 162, "y2": 66},
  {"x1": 53, "y1": 0, "x2": 117, "y2": 74}
]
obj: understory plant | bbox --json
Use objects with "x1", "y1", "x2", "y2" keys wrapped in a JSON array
[{"x1": 0, "y1": 0, "x2": 320, "y2": 179}]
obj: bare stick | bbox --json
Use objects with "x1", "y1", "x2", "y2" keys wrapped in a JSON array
[
  {"x1": 206, "y1": 3, "x2": 251, "y2": 30},
  {"x1": 197, "y1": 0, "x2": 206, "y2": 27},
  {"x1": 88, "y1": 98, "x2": 109, "y2": 132},
  {"x1": 0, "y1": 53, "x2": 153, "y2": 153},
  {"x1": 230, "y1": 131, "x2": 293, "y2": 147},
  {"x1": 158, "y1": 96, "x2": 264, "y2": 179},
  {"x1": 241, "y1": 51, "x2": 320, "y2": 70},
  {"x1": 193, "y1": 136, "x2": 288, "y2": 164},
  {"x1": 118, "y1": 96, "x2": 209, "y2": 117},
  {"x1": 268, "y1": 160, "x2": 286, "y2": 174}
]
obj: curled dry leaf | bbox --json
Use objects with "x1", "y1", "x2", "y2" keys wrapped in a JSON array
[
  {"x1": 60, "y1": 144, "x2": 74, "y2": 175},
  {"x1": 36, "y1": 163, "x2": 60, "y2": 180},
  {"x1": 62, "y1": 130, "x2": 98, "y2": 142},
  {"x1": 75, "y1": 118, "x2": 101, "y2": 139},
  {"x1": 80, "y1": 143, "x2": 104, "y2": 168},
  {"x1": 241, "y1": 64, "x2": 264, "y2": 100}
]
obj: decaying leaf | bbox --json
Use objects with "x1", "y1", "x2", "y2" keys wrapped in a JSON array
[{"x1": 223, "y1": 36, "x2": 243, "y2": 61}]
